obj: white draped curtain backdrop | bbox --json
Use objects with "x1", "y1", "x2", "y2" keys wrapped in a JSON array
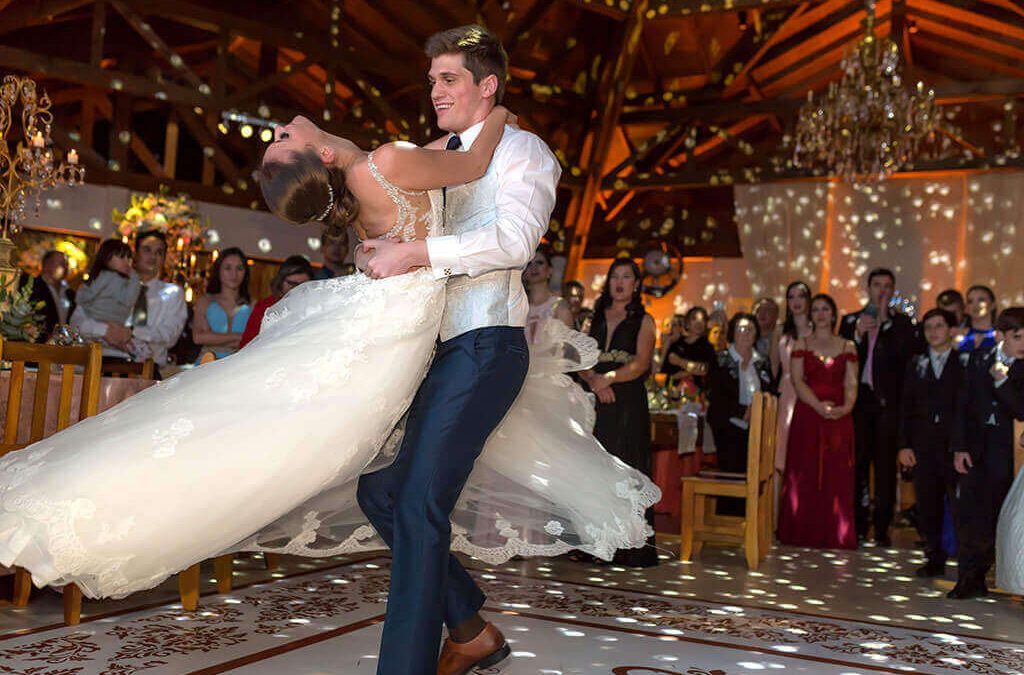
[{"x1": 734, "y1": 171, "x2": 1024, "y2": 315}]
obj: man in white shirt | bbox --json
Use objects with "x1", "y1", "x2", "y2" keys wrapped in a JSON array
[
  {"x1": 71, "y1": 231, "x2": 187, "y2": 377},
  {"x1": 356, "y1": 25, "x2": 560, "y2": 675}
]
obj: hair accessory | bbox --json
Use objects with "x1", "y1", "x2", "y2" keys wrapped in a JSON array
[{"x1": 316, "y1": 184, "x2": 335, "y2": 222}]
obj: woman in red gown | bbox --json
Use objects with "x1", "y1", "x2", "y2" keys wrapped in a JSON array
[{"x1": 778, "y1": 293, "x2": 859, "y2": 549}]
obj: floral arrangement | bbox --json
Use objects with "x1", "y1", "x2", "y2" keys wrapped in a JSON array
[
  {"x1": 0, "y1": 276, "x2": 43, "y2": 342},
  {"x1": 112, "y1": 186, "x2": 208, "y2": 274}
]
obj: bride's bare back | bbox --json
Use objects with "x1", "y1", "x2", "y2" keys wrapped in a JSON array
[{"x1": 345, "y1": 149, "x2": 435, "y2": 243}]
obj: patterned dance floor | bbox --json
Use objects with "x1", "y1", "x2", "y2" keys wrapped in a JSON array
[{"x1": 2, "y1": 550, "x2": 1023, "y2": 674}]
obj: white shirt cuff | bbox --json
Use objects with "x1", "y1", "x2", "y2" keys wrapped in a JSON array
[{"x1": 426, "y1": 236, "x2": 463, "y2": 279}]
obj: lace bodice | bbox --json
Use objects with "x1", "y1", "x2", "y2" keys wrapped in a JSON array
[{"x1": 366, "y1": 150, "x2": 434, "y2": 242}]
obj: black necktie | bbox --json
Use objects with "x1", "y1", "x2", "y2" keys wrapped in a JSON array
[
  {"x1": 131, "y1": 283, "x2": 148, "y2": 327},
  {"x1": 442, "y1": 134, "x2": 462, "y2": 211}
]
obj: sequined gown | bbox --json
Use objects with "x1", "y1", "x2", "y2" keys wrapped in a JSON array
[{"x1": 0, "y1": 151, "x2": 659, "y2": 599}]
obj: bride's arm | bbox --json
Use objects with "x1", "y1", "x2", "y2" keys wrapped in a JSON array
[{"x1": 370, "y1": 106, "x2": 512, "y2": 191}]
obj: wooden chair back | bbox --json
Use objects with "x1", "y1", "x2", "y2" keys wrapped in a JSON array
[
  {"x1": 743, "y1": 392, "x2": 777, "y2": 500},
  {"x1": 1, "y1": 338, "x2": 103, "y2": 455},
  {"x1": 102, "y1": 358, "x2": 155, "y2": 380}
]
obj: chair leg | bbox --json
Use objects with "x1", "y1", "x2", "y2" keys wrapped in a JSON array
[
  {"x1": 744, "y1": 499, "x2": 760, "y2": 571},
  {"x1": 12, "y1": 567, "x2": 31, "y2": 607},
  {"x1": 680, "y1": 482, "x2": 696, "y2": 561},
  {"x1": 179, "y1": 563, "x2": 201, "y2": 611},
  {"x1": 692, "y1": 495, "x2": 707, "y2": 558},
  {"x1": 263, "y1": 553, "x2": 280, "y2": 571},
  {"x1": 758, "y1": 489, "x2": 770, "y2": 560},
  {"x1": 63, "y1": 583, "x2": 82, "y2": 625},
  {"x1": 214, "y1": 554, "x2": 234, "y2": 594}
]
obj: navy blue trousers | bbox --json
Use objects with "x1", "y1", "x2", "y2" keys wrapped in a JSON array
[{"x1": 357, "y1": 326, "x2": 529, "y2": 675}]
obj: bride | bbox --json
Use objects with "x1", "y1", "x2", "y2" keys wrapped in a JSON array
[{"x1": 0, "y1": 108, "x2": 660, "y2": 599}]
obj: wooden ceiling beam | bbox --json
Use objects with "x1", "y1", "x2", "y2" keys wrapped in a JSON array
[
  {"x1": 620, "y1": 76, "x2": 1024, "y2": 123},
  {"x1": 601, "y1": 154, "x2": 1024, "y2": 191},
  {"x1": 175, "y1": 105, "x2": 242, "y2": 185},
  {"x1": 750, "y1": 2, "x2": 891, "y2": 89},
  {"x1": 723, "y1": 0, "x2": 848, "y2": 97},
  {"x1": 93, "y1": 94, "x2": 168, "y2": 178},
  {"x1": 908, "y1": 0, "x2": 1024, "y2": 42},
  {"x1": 913, "y1": 16, "x2": 1024, "y2": 63},
  {"x1": 0, "y1": 0, "x2": 93, "y2": 36},
  {"x1": 565, "y1": 0, "x2": 649, "y2": 278},
  {"x1": 507, "y1": 0, "x2": 558, "y2": 45},
  {"x1": 665, "y1": 114, "x2": 771, "y2": 167},
  {"x1": 911, "y1": 35, "x2": 1024, "y2": 78},
  {"x1": 109, "y1": 0, "x2": 208, "y2": 91}
]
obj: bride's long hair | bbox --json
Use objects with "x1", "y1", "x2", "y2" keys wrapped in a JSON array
[{"x1": 259, "y1": 148, "x2": 359, "y2": 239}]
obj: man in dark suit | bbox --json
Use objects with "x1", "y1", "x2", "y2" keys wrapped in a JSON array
[
  {"x1": 19, "y1": 250, "x2": 75, "y2": 343},
  {"x1": 898, "y1": 308, "x2": 964, "y2": 577},
  {"x1": 950, "y1": 307, "x2": 1024, "y2": 598},
  {"x1": 839, "y1": 267, "x2": 916, "y2": 546}
]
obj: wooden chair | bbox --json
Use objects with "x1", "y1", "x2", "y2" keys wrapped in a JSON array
[
  {"x1": 1, "y1": 338, "x2": 103, "y2": 625},
  {"x1": 680, "y1": 392, "x2": 779, "y2": 570},
  {"x1": 101, "y1": 358, "x2": 155, "y2": 380}
]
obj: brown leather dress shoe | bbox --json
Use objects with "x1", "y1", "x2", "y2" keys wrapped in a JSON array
[{"x1": 437, "y1": 623, "x2": 511, "y2": 675}]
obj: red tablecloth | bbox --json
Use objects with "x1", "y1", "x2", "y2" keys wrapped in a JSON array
[
  {"x1": 650, "y1": 410, "x2": 712, "y2": 534},
  {"x1": 1, "y1": 371, "x2": 154, "y2": 444}
]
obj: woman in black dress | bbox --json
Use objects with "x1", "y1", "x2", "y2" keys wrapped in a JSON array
[{"x1": 580, "y1": 258, "x2": 658, "y2": 567}]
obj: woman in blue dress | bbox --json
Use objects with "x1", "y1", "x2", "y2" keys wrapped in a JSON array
[
  {"x1": 192, "y1": 246, "x2": 252, "y2": 361},
  {"x1": 958, "y1": 285, "x2": 998, "y2": 356}
]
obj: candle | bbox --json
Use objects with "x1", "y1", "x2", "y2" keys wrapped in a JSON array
[
  {"x1": 67, "y1": 149, "x2": 78, "y2": 165},
  {"x1": 32, "y1": 131, "x2": 44, "y2": 148},
  {"x1": 176, "y1": 237, "x2": 184, "y2": 251}
]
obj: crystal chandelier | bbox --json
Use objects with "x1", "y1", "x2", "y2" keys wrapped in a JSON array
[
  {"x1": 792, "y1": 1, "x2": 941, "y2": 183},
  {"x1": 0, "y1": 74, "x2": 85, "y2": 280}
]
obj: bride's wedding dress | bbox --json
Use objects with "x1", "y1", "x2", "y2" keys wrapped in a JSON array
[
  {"x1": 0, "y1": 155, "x2": 659, "y2": 599},
  {"x1": 996, "y1": 464, "x2": 1024, "y2": 593}
]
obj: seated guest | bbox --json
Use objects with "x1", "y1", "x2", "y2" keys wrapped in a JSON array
[
  {"x1": 778, "y1": 294, "x2": 859, "y2": 549},
  {"x1": 753, "y1": 297, "x2": 780, "y2": 358},
  {"x1": 950, "y1": 307, "x2": 1024, "y2": 599},
  {"x1": 240, "y1": 255, "x2": 315, "y2": 348},
  {"x1": 959, "y1": 285, "x2": 998, "y2": 355},
  {"x1": 76, "y1": 239, "x2": 141, "y2": 353},
  {"x1": 662, "y1": 306, "x2": 715, "y2": 391},
  {"x1": 898, "y1": 308, "x2": 964, "y2": 578},
  {"x1": 71, "y1": 230, "x2": 186, "y2": 377},
  {"x1": 313, "y1": 228, "x2": 354, "y2": 279},
  {"x1": 706, "y1": 313, "x2": 774, "y2": 515},
  {"x1": 192, "y1": 247, "x2": 252, "y2": 361},
  {"x1": 19, "y1": 250, "x2": 75, "y2": 343}
]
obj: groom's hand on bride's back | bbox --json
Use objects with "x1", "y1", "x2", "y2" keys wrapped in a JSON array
[{"x1": 362, "y1": 238, "x2": 429, "y2": 279}]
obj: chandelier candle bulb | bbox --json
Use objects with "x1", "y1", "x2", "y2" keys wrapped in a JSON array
[
  {"x1": 67, "y1": 149, "x2": 78, "y2": 165},
  {"x1": 31, "y1": 131, "x2": 44, "y2": 148}
]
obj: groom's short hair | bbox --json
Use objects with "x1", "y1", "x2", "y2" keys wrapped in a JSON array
[{"x1": 425, "y1": 25, "x2": 509, "y2": 103}]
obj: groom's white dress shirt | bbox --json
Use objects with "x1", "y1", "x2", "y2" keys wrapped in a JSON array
[{"x1": 425, "y1": 120, "x2": 561, "y2": 341}]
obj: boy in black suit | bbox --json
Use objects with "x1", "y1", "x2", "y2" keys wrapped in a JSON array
[
  {"x1": 950, "y1": 307, "x2": 1024, "y2": 598},
  {"x1": 898, "y1": 308, "x2": 963, "y2": 578}
]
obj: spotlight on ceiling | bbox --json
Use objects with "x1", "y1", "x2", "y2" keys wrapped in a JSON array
[
  {"x1": 260, "y1": 127, "x2": 273, "y2": 143},
  {"x1": 240, "y1": 124, "x2": 254, "y2": 139},
  {"x1": 217, "y1": 121, "x2": 229, "y2": 134}
]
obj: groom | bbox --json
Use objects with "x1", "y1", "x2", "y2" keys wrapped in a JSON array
[{"x1": 358, "y1": 25, "x2": 561, "y2": 675}]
